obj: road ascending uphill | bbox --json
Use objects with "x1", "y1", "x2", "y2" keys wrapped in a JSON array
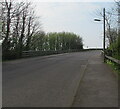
[{"x1": 2, "y1": 51, "x2": 118, "y2": 107}]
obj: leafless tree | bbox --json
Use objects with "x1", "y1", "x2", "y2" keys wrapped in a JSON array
[{"x1": 1, "y1": 0, "x2": 42, "y2": 59}]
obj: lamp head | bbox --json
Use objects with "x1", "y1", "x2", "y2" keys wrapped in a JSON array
[{"x1": 94, "y1": 19, "x2": 101, "y2": 21}]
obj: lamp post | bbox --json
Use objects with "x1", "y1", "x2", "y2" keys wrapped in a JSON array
[{"x1": 94, "y1": 8, "x2": 106, "y2": 62}]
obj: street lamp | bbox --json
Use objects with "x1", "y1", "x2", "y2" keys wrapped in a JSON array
[
  {"x1": 94, "y1": 8, "x2": 106, "y2": 62},
  {"x1": 94, "y1": 19, "x2": 101, "y2": 21}
]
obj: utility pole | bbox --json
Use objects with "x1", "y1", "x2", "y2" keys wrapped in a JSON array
[
  {"x1": 94, "y1": 8, "x2": 106, "y2": 62},
  {"x1": 103, "y1": 8, "x2": 105, "y2": 62},
  {"x1": 118, "y1": 2, "x2": 120, "y2": 58}
]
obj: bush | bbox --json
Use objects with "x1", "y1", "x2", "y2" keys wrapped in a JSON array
[
  {"x1": 2, "y1": 50, "x2": 20, "y2": 60},
  {"x1": 107, "y1": 38, "x2": 120, "y2": 60}
]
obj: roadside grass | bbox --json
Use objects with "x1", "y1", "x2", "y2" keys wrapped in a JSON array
[
  {"x1": 113, "y1": 55, "x2": 120, "y2": 60},
  {"x1": 106, "y1": 59, "x2": 120, "y2": 75}
]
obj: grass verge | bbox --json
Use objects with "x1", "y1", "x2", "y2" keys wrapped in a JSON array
[{"x1": 106, "y1": 59, "x2": 120, "y2": 75}]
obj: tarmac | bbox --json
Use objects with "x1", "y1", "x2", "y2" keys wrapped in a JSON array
[
  {"x1": 2, "y1": 50, "x2": 119, "y2": 107},
  {"x1": 72, "y1": 51, "x2": 118, "y2": 107}
]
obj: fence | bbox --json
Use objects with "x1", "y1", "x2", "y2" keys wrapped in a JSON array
[
  {"x1": 101, "y1": 50, "x2": 120, "y2": 65},
  {"x1": 22, "y1": 50, "x2": 82, "y2": 58},
  {"x1": 22, "y1": 49, "x2": 102, "y2": 58},
  {"x1": 105, "y1": 55, "x2": 120, "y2": 65}
]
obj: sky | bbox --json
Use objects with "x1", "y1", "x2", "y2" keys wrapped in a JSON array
[{"x1": 30, "y1": 0, "x2": 115, "y2": 48}]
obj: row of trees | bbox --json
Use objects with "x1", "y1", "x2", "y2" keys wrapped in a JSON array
[
  {"x1": 0, "y1": 0, "x2": 83, "y2": 60},
  {"x1": 31, "y1": 32, "x2": 83, "y2": 51}
]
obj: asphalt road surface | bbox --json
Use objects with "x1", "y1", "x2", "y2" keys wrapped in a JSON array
[
  {"x1": 72, "y1": 51, "x2": 118, "y2": 107},
  {"x1": 2, "y1": 51, "x2": 109, "y2": 107}
]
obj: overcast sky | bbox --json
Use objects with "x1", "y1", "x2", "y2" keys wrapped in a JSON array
[{"x1": 31, "y1": 0, "x2": 115, "y2": 48}]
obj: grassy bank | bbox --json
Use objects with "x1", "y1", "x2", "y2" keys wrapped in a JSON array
[{"x1": 106, "y1": 59, "x2": 120, "y2": 75}]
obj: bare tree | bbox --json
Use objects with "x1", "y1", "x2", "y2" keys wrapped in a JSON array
[
  {"x1": 26, "y1": 9, "x2": 41, "y2": 50},
  {"x1": 97, "y1": 6, "x2": 118, "y2": 46},
  {"x1": 1, "y1": 0, "x2": 42, "y2": 59},
  {"x1": 18, "y1": 4, "x2": 28, "y2": 56},
  {"x1": 2, "y1": 0, "x2": 12, "y2": 54}
]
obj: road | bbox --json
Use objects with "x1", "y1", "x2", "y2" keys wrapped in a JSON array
[
  {"x1": 2, "y1": 50, "x2": 118, "y2": 107},
  {"x1": 3, "y1": 50, "x2": 94, "y2": 107},
  {"x1": 72, "y1": 50, "x2": 118, "y2": 107}
]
